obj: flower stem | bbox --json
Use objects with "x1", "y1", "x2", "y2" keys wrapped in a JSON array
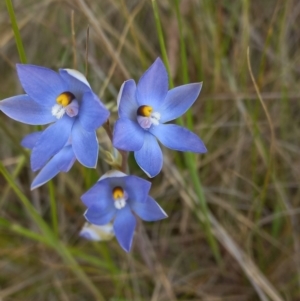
[{"x1": 48, "y1": 180, "x2": 58, "y2": 236}]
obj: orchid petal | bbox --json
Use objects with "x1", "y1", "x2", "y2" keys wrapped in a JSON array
[
  {"x1": 31, "y1": 116, "x2": 74, "y2": 171},
  {"x1": 72, "y1": 120, "x2": 98, "y2": 168},
  {"x1": 30, "y1": 145, "x2": 75, "y2": 189},
  {"x1": 78, "y1": 91, "x2": 109, "y2": 132},
  {"x1": 81, "y1": 179, "x2": 113, "y2": 208},
  {"x1": 21, "y1": 132, "x2": 42, "y2": 149},
  {"x1": 124, "y1": 176, "x2": 151, "y2": 203},
  {"x1": 134, "y1": 133, "x2": 163, "y2": 178},
  {"x1": 0, "y1": 95, "x2": 55, "y2": 125},
  {"x1": 59, "y1": 69, "x2": 91, "y2": 100},
  {"x1": 131, "y1": 196, "x2": 167, "y2": 221},
  {"x1": 136, "y1": 58, "x2": 168, "y2": 110},
  {"x1": 113, "y1": 205, "x2": 136, "y2": 252},
  {"x1": 99, "y1": 170, "x2": 127, "y2": 181},
  {"x1": 79, "y1": 227, "x2": 102, "y2": 241},
  {"x1": 150, "y1": 124, "x2": 207, "y2": 153},
  {"x1": 159, "y1": 83, "x2": 202, "y2": 123},
  {"x1": 84, "y1": 204, "x2": 116, "y2": 226},
  {"x1": 113, "y1": 119, "x2": 145, "y2": 151},
  {"x1": 56, "y1": 145, "x2": 76, "y2": 172},
  {"x1": 16, "y1": 64, "x2": 66, "y2": 106},
  {"x1": 118, "y1": 80, "x2": 138, "y2": 120},
  {"x1": 79, "y1": 223, "x2": 114, "y2": 241}
]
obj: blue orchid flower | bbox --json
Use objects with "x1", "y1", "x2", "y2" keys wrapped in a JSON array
[
  {"x1": 113, "y1": 58, "x2": 207, "y2": 177},
  {"x1": 22, "y1": 131, "x2": 76, "y2": 190},
  {"x1": 82, "y1": 170, "x2": 167, "y2": 252},
  {"x1": 0, "y1": 65, "x2": 109, "y2": 170}
]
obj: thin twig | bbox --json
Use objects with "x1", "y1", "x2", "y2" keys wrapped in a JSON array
[
  {"x1": 247, "y1": 47, "x2": 275, "y2": 194},
  {"x1": 85, "y1": 25, "x2": 89, "y2": 77},
  {"x1": 71, "y1": 10, "x2": 77, "y2": 69}
]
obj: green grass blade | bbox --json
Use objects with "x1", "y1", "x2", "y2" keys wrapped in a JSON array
[
  {"x1": 5, "y1": 0, "x2": 27, "y2": 63},
  {"x1": 174, "y1": 0, "x2": 194, "y2": 130},
  {"x1": 0, "y1": 161, "x2": 105, "y2": 300},
  {"x1": 151, "y1": 0, "x2": 172, "y2": 87},
  {"x1": 48, "y1": 181, "x2": 58, "y2": 236}
]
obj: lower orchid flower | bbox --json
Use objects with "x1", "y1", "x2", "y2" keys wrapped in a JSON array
[
  {"x1": 82, "y1": 170, "x2": 167, "y2": 252},
  {"x1": 113, "y1": 58, "x2": 207, "y2": 177}
]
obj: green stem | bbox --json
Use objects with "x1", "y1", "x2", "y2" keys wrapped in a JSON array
[
  {"x1": 174, "y1": 0, "x2": 194, "y2": 130},
  {"x1": 5, "y1": 0, "x2": 27, "y2": 63},
  {"x1": 151, "y1": 0, "x2": 172, "y2": 87},
  {"x1": 48, "y1": 181, "x2": 58, "y2": 236}
]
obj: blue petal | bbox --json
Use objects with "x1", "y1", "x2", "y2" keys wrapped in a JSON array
[
  {"x1": 56, "y1": 145, "x2": 76, "y2": 172},
  {"x1": 31, "y1": 160, "x2": 59, "y2": 190},
  {"x1": 84, "y1": 204, "x2": 116, "y2": 226},
  {"x1": 30, "y1": 145, "x2": 75, "y2": 189},
  {"x1": 159, "y1": 83, "x2": 202, "y2": 123},
  {"x1": 113, "y1": 205, "x2": 136, "y2": 252},
  {"x1": 0, "y1": 95, "x2": 55, "y2": 125},
  {"x1": 136, "y1": 58, "x2": 168, "y2": 110},
  {"x1": 118, "y1": 80, "x2": 138, "y2": 120},
  {"x1": 16, "y1": 64, "x2": 67, "y2": 106},
  {"x1": 59, "y1": 69, "x2": 91, "y2": 100},
  {"x1": 78, "y1": 91, "x2": 110, "y2": 132},
  {"x1": 131, "y1": 196, "x2": 167, "y2": 221},
  {"x1": 31, "y1": 116, "x2": 74, "y2": 171},
  {"x1": 134, "y1": 133, "x2": 163, "y2": 178},
  {"x1": 79, "y1": 229, "x2": 99, "y2": 241},
  {"x1": 72, "y1": 120, "x2": 98, "y2": 168},
  {"x1": 124, "y1": 176, "x2": 151, "y2": 203},
  {"x1": 113, "y1": 119, "x2": 145, "y2": 151},
  {"x1": 98, "y1": 170, "x2": 127, "y2": 181},
  {"x1": 150, "y1": 124, "x2": 207, "y2": 153},
  {"x1": 21, "y1": 132, "x2": 42, "y2": 149},
  {"x1": 81, "y1": 179, "x2": 113, "y2": 207}
]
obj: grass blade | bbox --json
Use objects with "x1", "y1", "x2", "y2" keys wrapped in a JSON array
[{"x1": 5, "y1": 0, "x2": 27, "y2": 63}]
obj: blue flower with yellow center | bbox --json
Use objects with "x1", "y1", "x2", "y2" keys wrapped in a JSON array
[
  {"x1": 0, "y1": 65, "x2": 109, "y2": 170},
  {"x1": 113, "y1": 58, "x2": 207, "y2": 177},
  {"x1": 82, "y1": 170, "x2": 167, "y2": 252}
]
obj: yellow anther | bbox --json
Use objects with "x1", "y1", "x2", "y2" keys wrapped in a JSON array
[
  {"x1": 56, "y1": 92, "x2": 75, "y2": 107},
  {"x1": 137, "y1": 105, "x2": 153, "y2": 117},
  {"x1": 112, "y1": 186, "x2": 124, "y2": 200}
]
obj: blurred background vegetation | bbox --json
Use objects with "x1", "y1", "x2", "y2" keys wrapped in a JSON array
[{"x1": 0, "y1": 0, "x2": 299, "y2": 300}]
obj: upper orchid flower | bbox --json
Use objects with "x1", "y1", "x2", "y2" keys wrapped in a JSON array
[
  {"x1": 82, "y1": 170, "x2": 167, "y2": 252},
  {"x1": 113, "y1": 58, "x2": 207, "y2": 177},
  {"x1": 0, "y1": 65, "x2": 109, "y2": 170},
  {"x1": 21, "y1": 131, "x2": 76, "y2": 190}
]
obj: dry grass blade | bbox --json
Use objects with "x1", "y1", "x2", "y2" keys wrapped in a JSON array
[
  {"x1": 0, "y1": 271, "x2": 50, "y2": 299},
  {"x1": 74, "y1": 0, "x2": 130, "y2": 78},
  {"x1": 163, "y1": 157, "x2": 284, "y2": 301},
  {"x1": 99, "y1": 1, "x2": 144, "y2": 97}
]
